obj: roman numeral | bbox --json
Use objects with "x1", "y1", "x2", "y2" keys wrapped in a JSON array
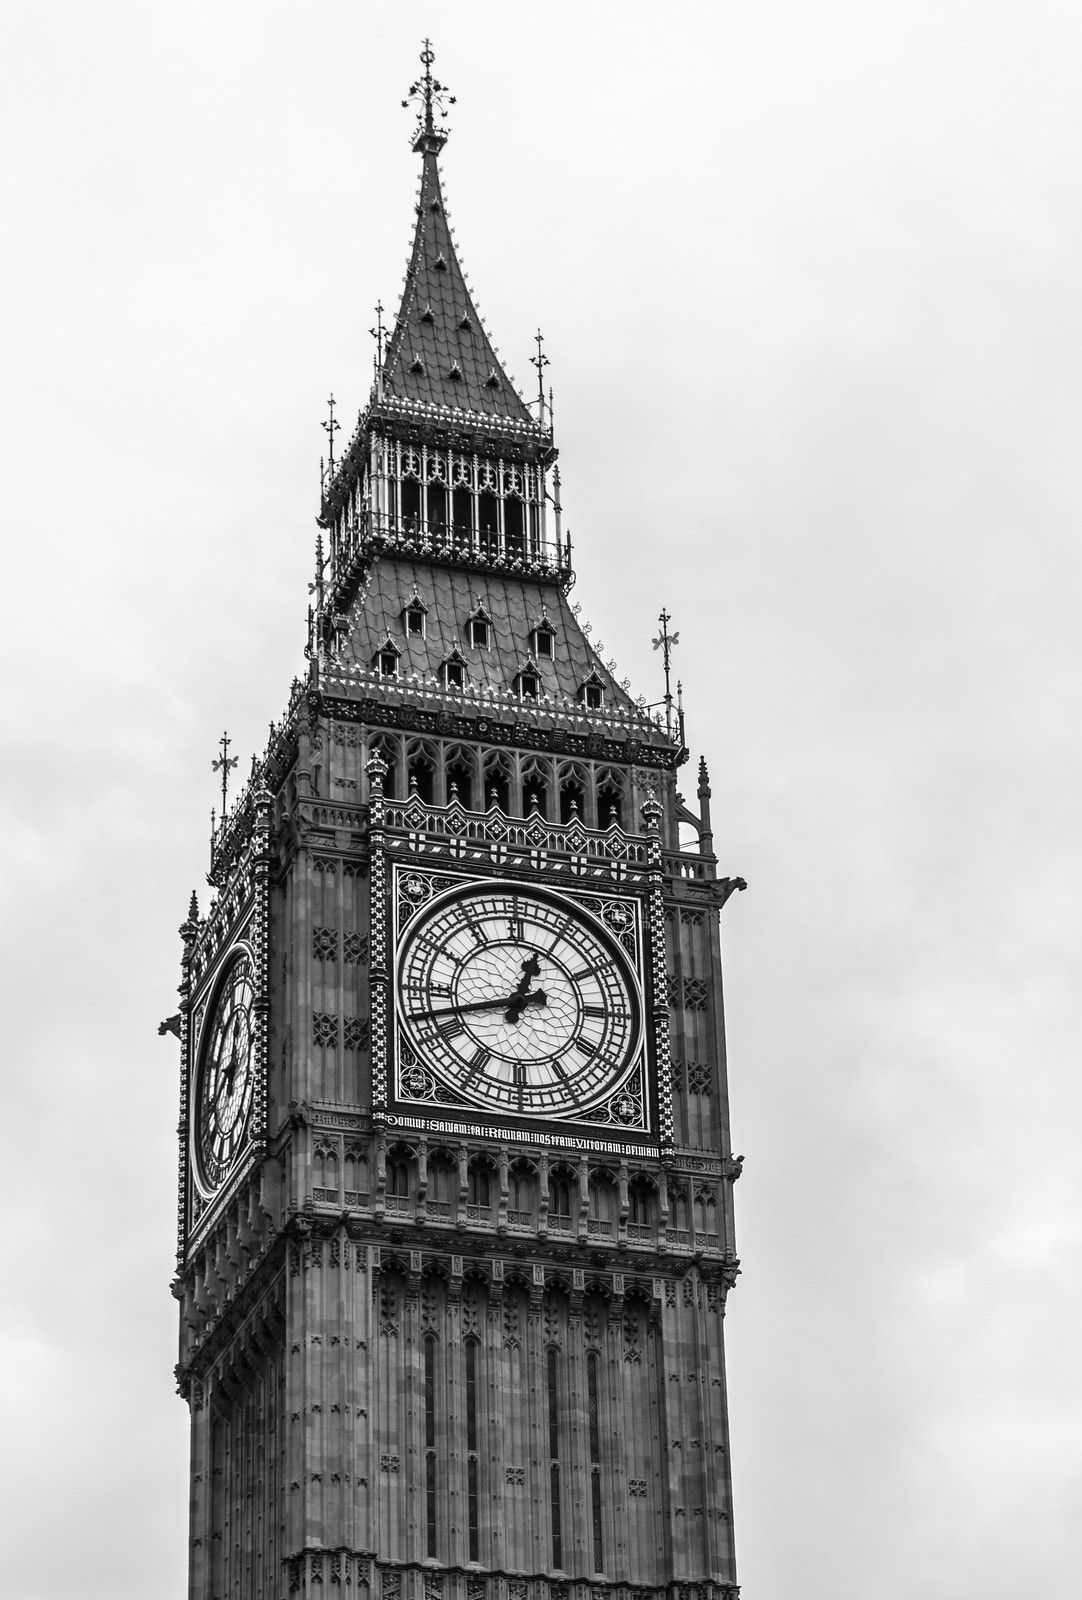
[{"x1": 462, "y1": 1045, "x2": 491, "y2": 1085}]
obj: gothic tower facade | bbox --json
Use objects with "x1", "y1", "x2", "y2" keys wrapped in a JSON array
[{"x1": 172, "y1": 48, "x2": 745, "y2": 1600}]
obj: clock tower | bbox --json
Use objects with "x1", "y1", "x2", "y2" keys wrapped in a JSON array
[{"x1": 172, "y1": 44, "x2": 745, "y2": 1600}]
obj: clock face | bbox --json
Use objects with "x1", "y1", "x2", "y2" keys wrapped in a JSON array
[
  {"x1": 194, "y1": 951, "x2": 256, "y2": 1192},
  {"x1": 395, "y1": 881, "x2": 643, "y2": 1119}
]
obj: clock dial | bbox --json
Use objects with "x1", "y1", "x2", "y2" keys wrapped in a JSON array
[
  {"x1": 396, "y1": 882, "x2": 642, "y2": 1118},
  {"x1": 194, "y1": 951, "x2": 256, "y2": 1192}
]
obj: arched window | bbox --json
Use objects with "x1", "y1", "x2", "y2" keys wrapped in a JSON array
[
  {"x1": 558, "y1": 767, "x2": 587, "y2": 824},
  {"x1": 477, "y1": 488, "x2": 499, "y2": 558},
  {"x1": 452, "y1": 484, "x2": 472, "y2": 551},
  {"x1": 467, "y1": 1161, "x2": 493, "y2": 1212},
  {"x1": 694, "y1": 1186, "x2": 719, "y2": 1247},
  {"x1": 407, "y1": 749, "x2": 435, "y2": 804},
  {"x1": 428, "y1": 482, "x2": 448, "y2": 536},
  {"x1": 522, "y1": 758, "x2": 551, "y2": 818},
  {"x1": 445, "y1": 750, "x2": 475, "y2": 809},
  {"x1": 344, "y1": 1144, "x2": 369, "y2": 1208},
  {"x1": 369, "y1": 737, "x2": 399, "y2": 798},
  {"x1": 508, "y1": 1162, "x2": 535, "y2": 1226},
  {"x1": 628, "y1": 1177, "x2": 654, "y2": 1238},
  {"x1": 587, "y1": 1172, "x2": 616, "y2": 1236},
  {"x1": 483, "y1": 756, "x2": 511, "y2": 813},
  {"x1": 428, "y1": 1152, "x2": 455, "y2": 1219},
  {"x1": 386, "y1": 1146, "x2": 412, "y2": 1209},
  {"x1": 400, "y1": 477, "x2": 422, "y2": 530},
  {"x1": 314, "y1": 1141, "x2": 338, "y2": 1202},
  {"x1": 669, "y1": 1183, "x2": 690, "y2": 1241},
  {"x1": 596, "y1": 771, "x2": 625, "y2": 829},
  {"x1": 548, "y1": 1169, "x2": 574, "y2": 1231},
  {"x1": 504, "y1": 495, "x2": 525, "y2": 561}
]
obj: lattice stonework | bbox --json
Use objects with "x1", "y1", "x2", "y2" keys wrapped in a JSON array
[
  {"x1": 344, "y1": 1016, "x2": 370, "y2": 1051},
  {"x1": 313, "y1": 1012, "x2": 339, "y2": 1047},
  {"x1": 367, "y1": 769, "x2": 390, "y2": 1109},
  {"x1": 684, "y1": 977, "x2": 710, "y2": 1011},
  {"x1": 641, "y1": 805, "x2": 675, "y2": 1145}
]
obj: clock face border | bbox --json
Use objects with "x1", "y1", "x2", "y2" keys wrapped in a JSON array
[
  {"x1": 190, "y1": 943, "x2": 258, "y2": 1199},
  {"x1": 389, "y1": 865, "x2": 655, "y2": 1141}
]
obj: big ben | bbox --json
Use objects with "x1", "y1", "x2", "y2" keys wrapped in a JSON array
[{"x1": 171, "y1": 43, "x2": 745, "y2": 1600}]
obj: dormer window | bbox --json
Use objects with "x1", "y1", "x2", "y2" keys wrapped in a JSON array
[
  {"x1": 404, "y1": 598, "x2": 427, "y2": 638},
  {"x1": 577, "y1": 671, "x2": 605, "y2": 709},
  {"x1": 376, "y1": 640, "x2": 401, "y2": 678},
  {"x1": 516, "y1": 671, "x2": 540, "y2": 701},
  {"x1": 441, "y1": 652, "x2": 467, "y2": 690},
  {"x1": 531, "y1": 622, "x2": 556, "y2": 660},
  {"x1": 467, "y1": 607, "x2": 492, "y2": 650}
]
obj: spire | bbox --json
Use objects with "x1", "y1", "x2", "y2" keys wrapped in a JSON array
[{"x1": 382, "y1": 44, "x2": 535, "y2": 424}]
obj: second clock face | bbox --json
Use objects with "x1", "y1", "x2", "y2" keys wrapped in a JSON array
[
  {"x1": 194, "y1": 950, "x2": 256, "y2": 1193},
  {"x1": 395, "y1": 881, "x2": 643, "y2": 1119}
]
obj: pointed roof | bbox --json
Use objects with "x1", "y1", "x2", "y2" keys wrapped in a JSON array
[{"x1": 381, "y1": 67, "x2": 533, "y2": 423}]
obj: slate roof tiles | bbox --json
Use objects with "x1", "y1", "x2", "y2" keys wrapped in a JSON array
[
  {"x1": 382, "y1": 150, "x2": 535, "y2": 424},
  {"x1": 343, "y1": 558, "x2": 641, "y2": 719}
]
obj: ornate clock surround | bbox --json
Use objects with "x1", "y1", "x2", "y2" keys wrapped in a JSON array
[{"x1": 387, "y1": 859, "x2": 658, "y2": 1142}]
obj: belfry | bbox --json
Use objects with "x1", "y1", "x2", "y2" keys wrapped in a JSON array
[{"x1": 172, "y1": 43, "x2": 745, "y2": 1600}]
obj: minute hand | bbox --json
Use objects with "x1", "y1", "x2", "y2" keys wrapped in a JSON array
[{"x1": 414, "y1": 992, "x2": 548, "y2": 1022}]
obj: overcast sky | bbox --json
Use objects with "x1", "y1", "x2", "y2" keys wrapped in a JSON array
[{"x1": 2, "y1": 3, "x2": 1080, "y2": 1597}]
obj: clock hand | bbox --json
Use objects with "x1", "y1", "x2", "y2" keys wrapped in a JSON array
[
  {"x1": 210, "y1": 1040, "x2": 242, "y2": 1114},
  {"x1": 413, "y1": 990, "x2": 548, "y2": 1021},
  {"x1": 505, "y1": 952, "x2": 544, "y2": 1024},
  {"x1": 507, "y1": 952, "x2": 541, "y2": 1005}
]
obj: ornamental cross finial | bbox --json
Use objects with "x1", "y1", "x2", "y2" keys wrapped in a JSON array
[
  {"x1": 322, "y1": 393, "x2": 339, "y2": 476},
  {"x1": 212, "y1": 730, "x2": 238, "y2": 815},
  {"x1": 531, "y1": 329, "x2": 550, "y2": 421},
  {"x1": 651, "y1": 609, "x2": 681, "y2": 737},
  {"x1": 403, "y1": 40, "x2": 455, "y2": 151},
  {"x1": 369, "y1": 300, "x2": 388, "y2": 367}
]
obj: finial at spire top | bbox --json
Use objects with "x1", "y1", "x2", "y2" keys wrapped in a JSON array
[
  {"x1": 322, "y1": 393, "x2": 339, "y2": 476},
  {"x1": 403, "y1": 39, "x2": 456, "y2": 154},
  {"x1": 531, "y1": 329, "x2": 550, "y2": 422}
]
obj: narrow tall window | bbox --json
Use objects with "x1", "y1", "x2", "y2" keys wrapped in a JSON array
[
  {"x1": 547, "y1": 1345, "x2": 562, "y2": 1568},
  {"x1": 587, "y1": 1352, "x2": 603, "y2": 1571},
  {"x1": 401, "y1": 478, "x2": 422, "y2": 529},
  {"x1": 424, "y1": 1336, "x2": 437, "y2": 1556},
  {"x1": 466, "y1": 1339, "x2": 480, "y2": 1561}
]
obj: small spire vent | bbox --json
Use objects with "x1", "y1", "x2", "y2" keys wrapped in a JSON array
[
  {"x1": 484, "y1": 369, "x2": 500, "y2": 388},
  {"x1": 409, "y1": 353, "x2": 425, "y2": 374},
  {"x1": 448, "y1": 362, "x2": 463, "y2": 381},
  {"x1": 433, "y1": 252, "x2": 448, "y2": 272},
  {"x1": 420, "y1": 304, "x2": 435, "y2": 323},
  {"x1": 459, "y1": 312, "x2": 472, "y2": 330}
]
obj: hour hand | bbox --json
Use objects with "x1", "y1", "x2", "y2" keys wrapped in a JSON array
[
  {"x1": 414, "y1": 996, "x2": 528, "y2": 1020},
  {"x1": 411, "y1": 990, "x2": 548, "y2": 1022},
  {"x1": 504, "y1": 986, "x2": 548, "y2": 1025}
]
